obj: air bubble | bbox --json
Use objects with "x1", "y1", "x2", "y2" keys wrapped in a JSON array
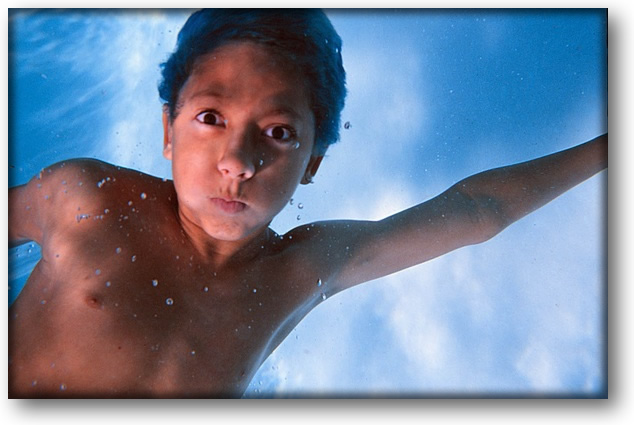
[
  {"x1": 203, "y1": 286, "x2": 209, "y2": 292},
  {"x1": 131, "y1": 255, "x2": 137, "y2": 262},
  {"x1": 317, "y1": 279, "x2": 322, "y2": 287},
  {"x1": 298, "y1": 203, "x2": 304, "y2": 209},
  {"x1": 321, "y1": 293, "x2": 327, "y2": 301},
  {"x1": 140, "y1": 192, "x2": 147, "y2": 200},
  {"x1": 296, "y1": 215, "x2": 301, "y2": 221},
  {"x1": 344, "y1": 121, "x2": 351, "y2": 130},
  {"x1": 95, "y1": 269, "x2": 101, "y2": 276},
  {"x1": 106, "y1": 281, "x2": 111, "y2": 287},
  {"x1": 60, "y1": 383, "x2": 67, "y2": 391},
  {"x1": 76, "y1": 214, "x2": 91, "y2": 223},
  {"x1": 259, "y1": 159, "x2": 264, "y2": 166},
  {"x1": 116, "y1": 247, "x2": 122, "y2": 254},
  {"x1": 293, "y1": 142, "x2": 300, "y2": 149},
  {"x1": 152, "y1": 279, "x2": 159, "y2": 287},
  {"x1": 252, "y1": 288, "x2": 257, "y2": 293},
  {"x1": 165, "y1": 298, "x2": 174, "y2": 306}
]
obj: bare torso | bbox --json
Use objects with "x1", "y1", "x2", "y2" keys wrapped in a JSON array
[{"x1": 9, "y1": 162, "x2": 326, "y2": 398}]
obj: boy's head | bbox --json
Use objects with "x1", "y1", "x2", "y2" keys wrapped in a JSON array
[{"x1": 158, "y1": 9, "x2": 347, "y2": 156}]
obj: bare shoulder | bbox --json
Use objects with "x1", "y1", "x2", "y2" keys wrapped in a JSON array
[
  {"x1": 11, "y1": 158, "x2": 176, "y2": 246},
  {"x1": 279, "y1": 219, "x2": 377, "y2": 295}
]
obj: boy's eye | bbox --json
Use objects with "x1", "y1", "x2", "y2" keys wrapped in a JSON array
[
  {"x1": 196, "y1": 110, "x2": 225, "y2": 126},
  {"x1": 264, "y1": 125, "x2": 295, "y2": 142}
]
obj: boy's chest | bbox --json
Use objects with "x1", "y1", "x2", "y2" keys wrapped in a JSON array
[{"x1": 27, "y1": 223, "x2": 313, "y2": 394}]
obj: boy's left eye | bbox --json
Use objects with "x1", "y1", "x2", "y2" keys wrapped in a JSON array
[{"x1": 263, "y1": 125, "x2": 295, "y2": 142}]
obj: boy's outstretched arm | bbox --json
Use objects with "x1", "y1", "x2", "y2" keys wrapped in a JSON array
[{"x1": 317, "y1": 134, "x2": 607, "y2": 292}]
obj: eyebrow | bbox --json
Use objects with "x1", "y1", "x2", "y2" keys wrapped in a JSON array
[{"x1": 189, "y1": 87, "x2": 229, "y2": 101}]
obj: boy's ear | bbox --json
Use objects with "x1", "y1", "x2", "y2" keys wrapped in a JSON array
[
  {"x1": 301, "y1": 155, "x2": 324, "y2": 185},
  {"x1": 162, "y1": 106, "x2": 173, "y2": 160}
]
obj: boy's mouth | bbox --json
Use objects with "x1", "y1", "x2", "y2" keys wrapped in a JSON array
[{"x1": 210, "y1": 197, "x2": 247, "y2": 214}]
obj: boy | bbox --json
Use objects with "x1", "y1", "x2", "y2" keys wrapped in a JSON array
[{"x1": 8, "y1": 9, "x2": 607, "y2": 398}]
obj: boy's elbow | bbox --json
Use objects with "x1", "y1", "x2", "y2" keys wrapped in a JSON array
[
  {"x1": 476, "y1": 204, "x2": 511, "y2": 243},
  {"x1": 454, "y1": 186, "x2": 511, "y2": 244}
]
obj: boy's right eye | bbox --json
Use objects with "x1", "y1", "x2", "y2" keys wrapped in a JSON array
[{"x1": 195, "y1": 110, "x2": 225, "y2": 126}]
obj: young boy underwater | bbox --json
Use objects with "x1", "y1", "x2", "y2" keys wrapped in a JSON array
[{"x1": 8, "y1": 9, "x2": 607, "y2": 398}]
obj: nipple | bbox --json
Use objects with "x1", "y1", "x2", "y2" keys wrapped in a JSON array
[{"x1": 85, "y1": 295, "x2": 104, "y2": 310}]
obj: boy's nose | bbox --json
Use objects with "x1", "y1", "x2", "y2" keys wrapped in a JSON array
[{"x1": 217, "y1": 134, "x2": 256, "y2": 180}]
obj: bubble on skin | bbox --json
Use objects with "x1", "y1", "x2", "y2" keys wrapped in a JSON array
[
  {"x1": 152, "y1": 279, "x2": 159, "y2": 287},
  {"x1": 165, "y1": 298, "x2": 174, "y2": 306},
  {"x1": 321, "y1": 293, "x2": 327, "y2": 301},
  {"x1": 317, "y1": 279, "x2": 323, "y2": 287},
  {"x1": 252, "y1": 288, "x2": 257, "y2": 293},
  {"x1": 131, "y1": 255, "x2": 137, "y2": 262},
  {"x1": 95, "y1": 269, "x2": 101, "y2": 276},
  {"x1": 203, "y1": 286, "x2": 209, "y2": 293},
  {"x1": 293, "y1": 142, "x2": 300, "y2": 149},
  {"x1": 116, "y1": 247, "x2": 122, "y2": 254},
  {"x1": 259, "y1": 159, "x2": 264, "y2": 166},
  {"x1": 106, "y1": 281, "x2": 112, "y2": 287},
  {"x1": 76, "y1": 214, "x2": 91, "y2": 223},
  {"x1": 140, "y1": 192, "x2": 147, "y2": 200},
  {"x1": 60, "y1": 383, "x2": 67, "y2": 391}
]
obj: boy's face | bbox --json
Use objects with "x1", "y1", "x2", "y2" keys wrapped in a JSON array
[{"x1": 163, "y1": 42, "x2": 321, "y2": 243}]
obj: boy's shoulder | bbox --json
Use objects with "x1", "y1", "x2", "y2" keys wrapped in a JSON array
[
  {"x1": 27, "y1": 158, "x2": 176, "y2": 233},
  {"x1": 35, "y1": 158, "x2": 173, "y2": 200}
]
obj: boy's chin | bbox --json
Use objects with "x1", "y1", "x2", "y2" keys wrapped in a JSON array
[{"x1": 205, "y1": 223, "x2": 266, "y2": 244}]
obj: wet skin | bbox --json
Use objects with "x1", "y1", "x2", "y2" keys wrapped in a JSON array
[
  {"x1": 9, "y1": 43, "x2": 332, "y2": 397},
  {"x1": 9, "y1": 161, "x2": 332, "y2": 397}
]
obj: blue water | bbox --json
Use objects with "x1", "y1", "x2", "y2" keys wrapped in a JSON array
[{"x1": 9, "y1": 9, "x2": 607, "y2": 397}]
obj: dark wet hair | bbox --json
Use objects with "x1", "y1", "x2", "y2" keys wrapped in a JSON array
[{"x1": 158, "y1": 9, "x2": 347, "y2": 155}]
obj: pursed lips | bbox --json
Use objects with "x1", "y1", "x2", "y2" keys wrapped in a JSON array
[{"x1": 209, "y1": 197, "x2": 247, "y2": 214}]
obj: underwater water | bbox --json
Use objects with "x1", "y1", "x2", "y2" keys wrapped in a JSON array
[{"x1": 8, "y1": 9, "x2": 607, "y2": 397}]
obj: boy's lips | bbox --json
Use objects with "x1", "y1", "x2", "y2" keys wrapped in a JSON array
[{"x1": 209, "y1": 197, "x2": 247, "y2": 214}]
